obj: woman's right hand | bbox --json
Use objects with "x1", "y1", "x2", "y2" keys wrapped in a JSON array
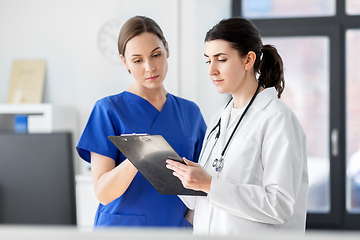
[
  {"x1": 91, "y1": 152, "x2": 138, "y2": 205},
  {"x1": 166, "y1": 157, "x2": 212, "y2": 194}
]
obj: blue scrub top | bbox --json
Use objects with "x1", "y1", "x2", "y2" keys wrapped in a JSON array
[{"x1": 76, "y1": 91, "x2": 206, "y2": 227}]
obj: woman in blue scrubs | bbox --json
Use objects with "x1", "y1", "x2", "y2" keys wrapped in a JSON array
[{"x1": 76, "y1": 16, "x2": 206, "y2": 228}]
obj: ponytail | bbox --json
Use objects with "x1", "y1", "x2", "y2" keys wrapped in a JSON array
[{"x1": 258, "y1": 44, "x2": 285, "y2": 98}]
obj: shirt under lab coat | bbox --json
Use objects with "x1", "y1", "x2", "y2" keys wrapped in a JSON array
[{"x1": 180, "y1": 87, "x2": 309, "y2": 235}]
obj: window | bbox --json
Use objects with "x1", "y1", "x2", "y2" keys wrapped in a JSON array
[
  {"x1": 346, "y1": 0, "x2": 360, "y2": 15},
  {"x1": 242, "y1": 0, "x2": 335, "y2": 19},
  {"x1": 233, "y1": 0, "x2": 360, "y2": 230},
  {"x1": 262, "y1": 36, "x2": 330, "y2": 213},
  {"x1": 346, "y1": 29, "x2": 360, "y2": 214}
]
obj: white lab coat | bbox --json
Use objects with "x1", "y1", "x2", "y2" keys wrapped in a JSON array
[{"x1": 180, "y1": 87, "x2": 309, "y2": 235}]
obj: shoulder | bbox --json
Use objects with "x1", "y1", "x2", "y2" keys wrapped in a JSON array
[
  {"x1": 254, "y1": 87, "x2": 296, "y2": 117},
  {"x1": 89, "y1": 92, "x2": 129, "y2": 123},
  {"x1": 261, "y1": 98, "x2": 300, "y2": 128},
  {"x1": 263, "y1": 98, "x2": 306, "y2": 140},
  {"x1": 96, "y1": 92, "x2": 126, "y2": 105},
  {"x1": 94, "y1": 92, "x2": 127, "y2": 110},
  {"x1": 253, "y1": 88, "x2": 304, "y2": 130},
  {"x1": 267, "y1": 98, "x2": 294, "y2": 116},
  {"x1": 168, "y1": 93, "x2": 202, "y2": 113}
]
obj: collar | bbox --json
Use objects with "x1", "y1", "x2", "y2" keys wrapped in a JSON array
[
  {"x1": 214, "y1": 87, "x2": 277, "y2": 133},
  {"x1": 221, "y1": 87, "x2": 277, "y2": 113},
  {"x1": 251, "y1": 87, "x2": 278, "y2": 110}
]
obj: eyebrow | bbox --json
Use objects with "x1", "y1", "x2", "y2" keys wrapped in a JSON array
[
  {"x1": 204, "y1": 53, "x2": 227, "y2": 57},
  {"x1": 131, "y1": 47, "x2": 161, "y2": 57}
]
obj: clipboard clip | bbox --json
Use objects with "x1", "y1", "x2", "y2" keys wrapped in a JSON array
[
  {"x1": 120, "y1": 133, "x2": 149, "y2": 142},
  {"x1": 120, "y1": 133, "x2": 149, "y2": 136}
]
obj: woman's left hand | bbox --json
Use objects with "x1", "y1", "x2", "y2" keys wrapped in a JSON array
[{"x1": 166, "y1": 158, "x2": 212, "y2": 194}]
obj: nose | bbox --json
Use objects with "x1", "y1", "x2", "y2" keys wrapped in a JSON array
[
  {"x1": 208, "y1": 61, "x2": 219, "y2": 77},
  {"x1": 145, "y1": 60, "x2": 155, "y2": 72}
]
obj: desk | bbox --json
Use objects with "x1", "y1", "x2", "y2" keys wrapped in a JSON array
[{"x1": 0, "y1": 226, "x2": 360, "y2": 240}]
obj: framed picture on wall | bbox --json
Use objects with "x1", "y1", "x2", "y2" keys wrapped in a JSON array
[{"x1": 7, "y1": 60, "x2": 46, "y2": 104}]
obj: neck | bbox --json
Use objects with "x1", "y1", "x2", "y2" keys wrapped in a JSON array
[
  {"x1": 127, "y1": 84, "x2": 167, "y2": 111},
  {"x1": 231, "y1": 79, "x2": 261, "y2": 109}
]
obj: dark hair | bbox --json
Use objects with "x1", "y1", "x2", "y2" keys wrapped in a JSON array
[
  {"x1": 118, "y1": 16, "x2": 167, "y2": 56},
  {"x1": 205, "y1": 17, "x2": 284, "y2": 98}
]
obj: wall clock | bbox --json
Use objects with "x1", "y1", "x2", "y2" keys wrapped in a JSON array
[{"x1": 98, "y1": 19, "x2": 124, "y2": 63}]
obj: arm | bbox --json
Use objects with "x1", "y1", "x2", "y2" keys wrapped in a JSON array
[
  {"x1": 185, "y1": 209, "x2": 195, "y2": 225},
  {"x1": 91, "y1": 152, "x2": 138, "y2": 205}
]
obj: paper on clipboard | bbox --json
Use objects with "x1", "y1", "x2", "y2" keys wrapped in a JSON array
[{"x1": 108, "y1": 134, "x2": 207, "y2": 196}]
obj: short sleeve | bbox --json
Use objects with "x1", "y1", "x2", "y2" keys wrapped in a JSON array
[
  {"x1": 76, "y1": 99, "x2": 120, "y2": 163},
  {"x1": 193, "y1": 111, "x2": 207, "y2": 163}
]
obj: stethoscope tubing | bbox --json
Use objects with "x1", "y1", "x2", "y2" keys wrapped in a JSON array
[
  {"x1": 199, "y1": 82, "x2": 261, "y2": 171},
  {"x1": 199, "y1": 131, "x2": 219, "y2": 168}
]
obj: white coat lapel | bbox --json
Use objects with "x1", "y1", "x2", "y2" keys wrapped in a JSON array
[{"x1": 218, "y1": 100, "x2": 232, "y2": 150}]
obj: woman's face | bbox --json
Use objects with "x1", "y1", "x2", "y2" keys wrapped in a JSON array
[
  {"x1": 121, "y1": 32, "x2": 169, "y2": 91},
  {"x1": 204, "y1": 39, "x2": 248, "y2": 95}
]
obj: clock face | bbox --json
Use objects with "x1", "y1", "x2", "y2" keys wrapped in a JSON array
[{"x1": 98, "y1": 19, "x2": 124, "y2": 63}]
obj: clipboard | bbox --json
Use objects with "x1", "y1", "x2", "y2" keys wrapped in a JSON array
[{"x1": 108, "y1": 134, "x2": 207, "y2": 196}]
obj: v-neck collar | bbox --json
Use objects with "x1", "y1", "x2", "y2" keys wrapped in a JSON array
[
  {"x1": 124, "y1": 91, "x2": 170, "y2": 113},
  {"x1": 123, "y1": 91, "x2": 173, "y2": 134}
]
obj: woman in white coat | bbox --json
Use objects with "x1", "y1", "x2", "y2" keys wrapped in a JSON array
[{"x1": 166, "y1": 17, "x2": 309, "y2": 235}]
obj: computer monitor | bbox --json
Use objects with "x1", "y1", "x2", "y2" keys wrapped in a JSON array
[{"x1": 0, "y1": 132, "x2": 76, "y2": 225}]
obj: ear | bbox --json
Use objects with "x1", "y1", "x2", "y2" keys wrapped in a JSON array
[
  {"x1": 120, "y1": 54, "x2": 131, "y2": 73},
  {"x1": 164, "y1": 42, "x2": 170, "y2": 59},
  {"x1": 244, "y1": 51, "x2": 256, "y2": 71}
]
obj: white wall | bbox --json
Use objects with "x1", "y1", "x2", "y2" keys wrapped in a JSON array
[
  {"x1": 0, "y1": 0, "x2": 231, "y2": 174},
  {"x1": 179, "y1": 0, "x2": 231, "y2": 122}
]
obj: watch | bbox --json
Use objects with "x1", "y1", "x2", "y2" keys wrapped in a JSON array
[{"x1": 98, "y1": 19, "x2": 124, "y2": 63}]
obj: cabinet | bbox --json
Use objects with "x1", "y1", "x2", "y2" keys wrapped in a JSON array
[
  {"x1": 0, "y1": 104, "x2": 52, "y2": 133},
  {"x1": 75, "y1": 175, "x2": 98, "y2": 229},
  {"x1": 0, "y1": 104, "x2": 83, "y2": 173},
  {"x1": 0, "y1": 104, "x2": 97, "y2": 227}
]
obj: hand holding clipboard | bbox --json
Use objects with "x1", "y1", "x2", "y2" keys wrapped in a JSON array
[{"x1": 108, "y1": 134, "x2": 207, "y2": 196}]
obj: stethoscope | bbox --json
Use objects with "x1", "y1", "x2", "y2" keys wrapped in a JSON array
[{"x1": 200, "y1": 82, "x2": 261, "y2": 172}]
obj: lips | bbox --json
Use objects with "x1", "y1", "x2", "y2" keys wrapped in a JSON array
[
  {"x1": 146, "y1": 75, "x2": 159, "y2": 81},
  {"x1": 213, "y1": 79, "x2": 224, "y2": 84}
]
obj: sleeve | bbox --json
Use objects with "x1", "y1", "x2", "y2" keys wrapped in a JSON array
[
  {"x1": 178, "y1": 196, "x2": 198, "y2": 210},
  {"x1": 207, "y1": 112, "x2": 306, "y2": 224},
  {"x1": 76, "y1": 99, "x2": 120, "y2": 163},
  {"x1": 192, "y1": 109, "x2": 207, "y2": 163}
]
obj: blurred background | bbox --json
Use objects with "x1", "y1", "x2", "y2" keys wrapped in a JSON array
[{"x1": 0, "y1": 0, "x2": 359, "y2": 235}]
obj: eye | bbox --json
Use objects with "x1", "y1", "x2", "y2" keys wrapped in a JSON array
[
  {"x1": 218, "y1": 58, "x2": 227, "y2": 62},
  {"x1": 152, "y1": 53, "x2": 162, "y2": 58},
  {"x1": 133, "y1": 59, "x2": 142, "y2": 63}
]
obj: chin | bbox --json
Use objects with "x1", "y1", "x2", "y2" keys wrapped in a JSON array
[
  {"x1": 215, "y1": 86, "x2": 229, "y2": 94},
  {"x1": 145, "y1": 82, "x2": 164, "y2": 90}
]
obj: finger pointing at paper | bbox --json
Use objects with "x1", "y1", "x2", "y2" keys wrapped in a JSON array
[{"x1": 166, "y1": 158, "x2": 212, "y2": 194}]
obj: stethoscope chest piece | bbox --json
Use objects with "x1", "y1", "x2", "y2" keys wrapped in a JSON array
[{"x1": 212, "y1": 157, "x2": 224, "y2": 172}]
